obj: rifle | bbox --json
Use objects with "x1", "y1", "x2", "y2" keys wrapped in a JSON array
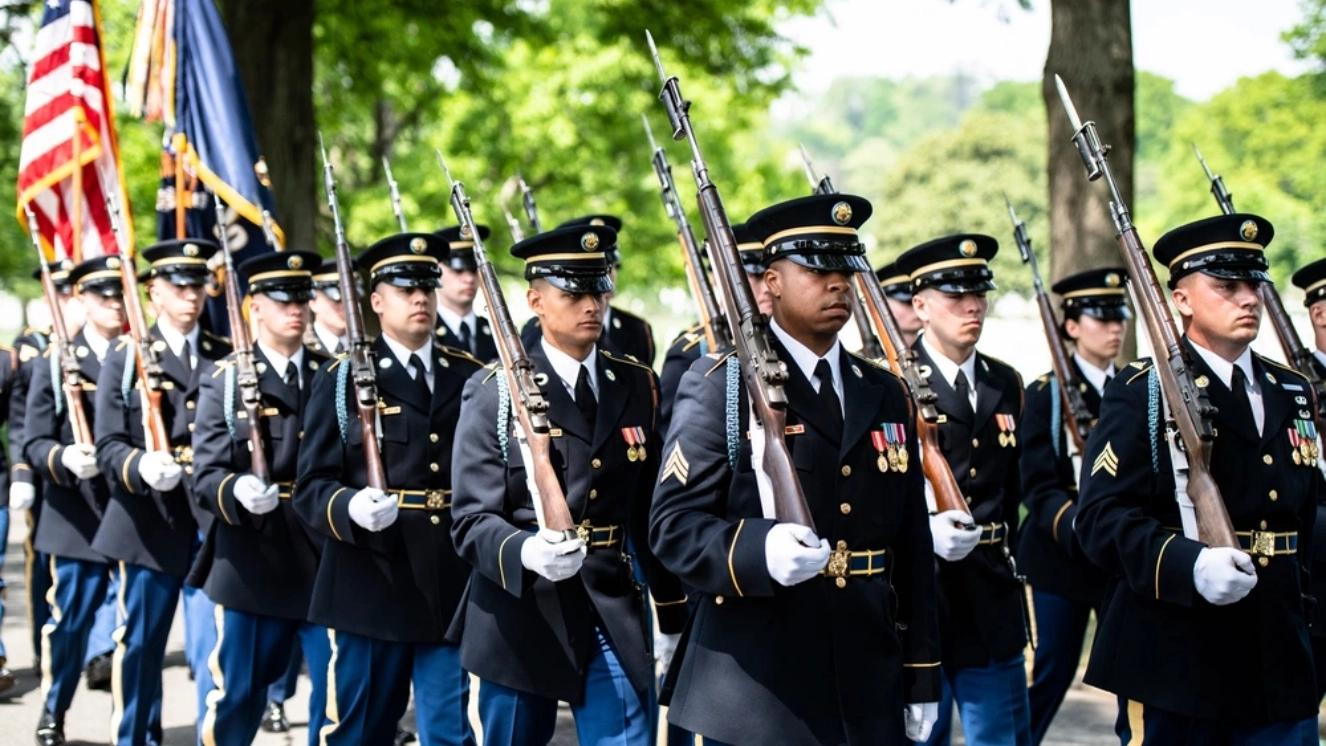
[
  {"x1": 105, "y1": 190, "x2": 173, "y2": 453},
  {"x1": 437, "y1": 151, "x2": 577, "y2": 537},
  {"x1": 797, "y1": 144, "x2": 886, "y2": 361},
  {"x1": 1004, "y1": 196, "x2": 1094, "y2": 454},
  {"x1": 518, "y1": 175, "x2": 542, "y2": 233},
  {"x1": 502, "y1": 207, "x2": 526, "y2": 244},
  {"x1": 382, "y1": 157, "x2": 409, "y2": 232},
  {"x1": 212, "y1": 196, "x2": 269, "y2": 482},
  {"x1": 643, "y1": 113, "x2": 730, "y2": 352},
  {"x1": 1192, "y1": 144, "x2": 1326, "y2": 420},
  {"x1": 22, "y1": 207, "x2": 93, "y2": 446},
  {"x1": 319, "y1": 134, "x2": 387, "y2": 491},
  {"x1": 648, "y1": 31, "x2": 815, "y2": 530},
  {"x1": 1055, "y1": 76, "x2": 1236, "y2": 549}
]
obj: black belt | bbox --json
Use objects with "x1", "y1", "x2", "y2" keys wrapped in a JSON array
[
  {"x1": 977, "y1": 522, "x2": 1007, "y2": 545},
  {"x1": 394, "y1": 489, "x2": 452, "y2": 510},
  {"x1": 275, "y1": 482, "x2": 293, "y2": 500},
  {"x1": 1236, "y1": 530, "x2": 1297, "y2": 557},
  {"x1": 822, "y1": 541, "x2": 888, "y2": 588}
]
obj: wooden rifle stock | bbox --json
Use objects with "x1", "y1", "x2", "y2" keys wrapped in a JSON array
[{"x1": 213, "y1": 197, "x2": 269, "y2": 482}]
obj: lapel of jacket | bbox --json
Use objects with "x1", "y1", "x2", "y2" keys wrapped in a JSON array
[
  {"x1": 840, "y1": 349, "x2": 885, "y2": 458},
  {"x1": 973, "y1": 355, "x2": 1004, "y2": 433},
  {"x1": 591, "y1": 352, "x2": 631, "y2": 455},
  {"x1": 151, "y1": 324, "x2": 192, "y2": 390},
  {"x1": 373, "y1": 336, "x2": 429, "y2": 414},
  {"x1": 913, "y1": 340, "x2": 971, "y2": 425},
  {"x1": 430, "y1": 346, "x2": 466, "y2": 417},
  {"x1": 528, "y1": 341, "x2": 591, "y2": 444},
  {"x1": 1254, "y1": 356, "x2": 1296, "y2": 449},
  {"x1": 770, "y1": 335, "x2": 841, "y2": 444}
]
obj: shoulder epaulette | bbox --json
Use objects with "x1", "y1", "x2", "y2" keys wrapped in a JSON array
[
  {"x1": 326, "y1": 354, "x2": 349, "y2": 372},
  {"x1": 437, "y1": 344, "x2": 482, "y2": 367},
  {"x1": 704, "y1": 350, "x2": 736, "y2": 377},
  {"x1": 601, "y1": 349, "x2": 652, "y2": 373},
  {"x1": 210, "y1": 359, "x2": 236, "y2": 378},
  {"x1": 847, "y1": 351, "x2": 885, "y2": 370},
  {"x1": 113, "y1": 339, "x2": 130, "y2": 353},
  {"x1": 203, "y1": 330, "x2": 231, "y2": 344},
  {"x1": 1258, "y1": 355, "x2": 1309, "y2": 382},
  {"x1": 1034, "y1": 373, "x2": 1051, "y2": 390},
  {"x1": 1125, "y1": 360, "x2": 1154, "y2": 384},
  {"x1": 481, "y1": 361, "x2": 502, "y2": 384}
]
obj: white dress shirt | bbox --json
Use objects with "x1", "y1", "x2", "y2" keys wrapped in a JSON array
[
  {"x1": 157, "y1": 322, "x2": 200, "y2": 368},
  {"x1": 920, "y1": 332, "x2": 977, "y2": 412},
  {"x1": 1189, "y1": 341, "x2": 1263, "y2": 435},
  {"x1": 83, "y1": 326, "x2": 112, "y2": 362},
  {"x1": 257, "y1": 341, "x2": 305, "y2": 389},
  {"x1": 437, "y1": 306, "x2": 477, "y2": 342},
  {"x1": 541, "y1": 338, "x2": 598, "y2": 401},
  {"x1": 382, "y1": 334, "x2": 433, "y2": 392},
  {"x1": 769, "y1": 318, "x2": 843, "y2": 414},
  {"x1": 313, "y1": 321, "x2": 345, "y2": 355},
  {"x1": 1074, "y1": 353, "x2": 1117, "y2": 397}
]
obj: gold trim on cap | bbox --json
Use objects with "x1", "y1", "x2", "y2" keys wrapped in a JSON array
[
  {"x1": 311, "y1": 271, "x2": 339, "y2": 282},
  {"x1": 152, "y1": 257, "x2": 208, "y2": 268},
  {"x1": 248, "y1": 269, "x2": 312, "y2": 284},
  {"x1": 449, "y1": 240, "x2": 475, "y2": 250},
  {"x1": 1166, "y1": 241, "x2": 1263, "y2": 269},
  {"x1": 1060, "y1": 288, "x2": 1127, "y2": 299},
  {"x1": 369, "y1": 255, "x2": 439, "y2": 275},
  {"x1": 909, "y1": 257, "x2": 988, "y2": 279},
  {"x1": 524, "y1": 252, "x2": 606, "y2": 264},
  {"x1": 736, "y1": 241, "x2": 764, "y2": 252},
  {"x1": 879, "y1": 274, "x2": 910, "y2": 286},
  {"x1": 1305, "y1": 278, "x2": 1326, "y2": 295},
  {"x1": 762, "y1": 225, "x2": 858, "y2": 247},
  {"x1": 75, "y1": 270, "x2": 123, "y2": 287}
]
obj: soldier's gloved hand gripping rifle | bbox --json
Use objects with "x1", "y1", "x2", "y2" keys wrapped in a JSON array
[
  {"x1": 648, "y1": 31, "x2": 816, "y2": 531},
  {"x1": 1192, "y1": 145, "x2": 1326, "y2": 422},
  {"x1": 213, "y1": 195, "x2": 269, "y2": 483},
  {"x1": 320, "y1": 135, "x2": 388, "y2": 492},
  {"x1": 1055, "y1": 76, "x2": 1237, "y2": 549},
  {"x1": 438, "y1": 152, "x2": 579, "y2": 539}
]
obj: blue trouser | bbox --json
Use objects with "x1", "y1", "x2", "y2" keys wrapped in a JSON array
[
  {"x1": 267, "y1": 645, "x2": 304, "y2": 704},
  {"x1": 182, "y1": 532, "x2": 217, "y2": 741},
  {"x1": 0, "y1": 505, "x2": 8, "y2": 662},
  {"x1": 41, "y1": 556, "x2": 111, "y2": 717},
  {"x1": 200, "y1": 605, "x2": 329, "y2": 746},
  {"x1": 84, "y1": 566, "x2": 120, "y2": 664},
  {"x1": 1114, "y1": 696, "x2": 1317, "y2": 745},
  {"x1": 478, "y1": 628, "x2": 650, "y2": 746},
  {"x1": 25, "y1": 516, "x2": 52, "y2": 663},
  {"x1": 111, "y1": 561, "x2": 182, "y2": 746},
  {"x1": 1027, "y1": 590, "x2": 1092, "y2": 744},
  {"x1": 923, "y1": 654, "x2": 1032, "y2": 746},
  {"x1": 321, "y1": 629, "x2": 473, "y2": 746}
]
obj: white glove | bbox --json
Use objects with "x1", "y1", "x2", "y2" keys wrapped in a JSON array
[
  {"x1": 764, "y1": 522, "x2": 830, "y2": 586},
  {"x1": 1193, "y1": 546, "x2": 1257, "y2": 605},
  {"x1": 233, "y1": 474, "x2": 279, "y2": 516},
  {"x1": 654, "y1": 629, "x2": 681, "y2": 673},
  {"x1": 8, "y1": 481, "x2": 35, "y2": 510},
  {"x1": 347, "y1": 487, "x2": 398, "y2": 532},
  {"x1": 138, "y1": 450, "x2": 182, "y2": 492},
  {"x1": 60, "y1": 444, "x2": 101, "y2": 480},
  {"x1": 904, "y1": 701, "x2": 939, "y2": 742},
  {"x1": 930, "y1": 510, "x2": 981, "y2": 562},
  {"x1": 520, "y1": 528, "x2": 586, "y2": 582}
]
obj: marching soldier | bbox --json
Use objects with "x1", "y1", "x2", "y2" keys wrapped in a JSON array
[
  {"x1": 295, "y1": 233, "x2": 482, "y2": 745},
  {"x1": 897, "y1": 234, "x2": 1030, "y2": 746},
  {"x1": 521, "y1": 215, "x2": 657, "y2": 366},
  {"x1": 25, "y1": 256, "x2": 124, "y2": 744},
  {"x1": 658, "y1": 223, "x2": 772, "y2": 438},
  {"x1": 1296, "y1": 258, "x2": 1326, "y2": 378},
  {"x1": 94, "y1": 239, "x2": 231, "y2": 745},
  {"x1": 434, "y1": 224, "x2": 498, "y2": 362},
  {"x1": 1078, "y1": 214, "x2": 1320, "y2": 742},
  {"x1": 450, "y1": 224, "x2": 687, "y2": 744},
  {"x1": 0, "y1": 333, "x2": 13, "y2": 695},
  {"x1": 650, "y1": 194, "x2": 941, "y2": 744},
  {"x1": 876, "y1": 261, "x2": 922, "y2": 349},
  {"x1": 306, "y1": 259, "x2": 349, "y2": 355},
  {"x1": 1017, "y1": 268, "x2": 1129, "y2": 744},
  {"x1": 190, "y1": 250, "x2": 331, "y2": 745}
]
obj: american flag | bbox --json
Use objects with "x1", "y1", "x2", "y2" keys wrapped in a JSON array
[{"x1": 16, "y1": 0, "x2": 133, "y2": 262}]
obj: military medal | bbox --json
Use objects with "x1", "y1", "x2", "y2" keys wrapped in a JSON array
[
  {"x1": 870, "y1": 428, "x2": 889, "y2": 472},
  {"x1": 996, "y1": 413, "x2": 1017, "y2": 447},
  {"x1": 1289, "y1": 428, "x2": 1302, "y2": 465},
  {"x1": 621, "y1": 426, "x2": 646, "y2": 462}
]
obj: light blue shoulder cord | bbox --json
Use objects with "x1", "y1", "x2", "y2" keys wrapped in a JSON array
[
  {"x1": 724, "y1": 356, "x2": 740, "y2": 470},
  {"x1": 497, "y1": 373, "x2": 511, "y2": 463},
  {"x1": 335, "y1": 360, "x2": 351, "y2": 445},
  {"x1": 50, "y1": 350, "x2": 64, "y2": 417},
  {"x1": 1049, "y1": 377, "x2": 1062, "y2": 458},
  {"x1": 1146, "y1": 368, "x2": 1160, "y2": 474},
  {"x1": 120, "y1": 343, "x2": 136, "y2": 408},
  {"x1": 223, "y1": 364, "x2": 238, "y2": 440}
]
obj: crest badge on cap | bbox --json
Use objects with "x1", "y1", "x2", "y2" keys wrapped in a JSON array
[
  {"x1": 1239, "y1": 220, "x2": 1258, "y2": 241},
  {"x1": 107, "y1": 257, "x2": 121, "y2": 270},
  {"x1": 1106, "y1": 272, "x2": 1121, "y2": 287},
  {"x1": 831, "y1": 201, "x2": 853, "y2": 226},
  {"x1": 288, "y1": 255, "x2": 304, "y2": 270},
  {"x1": 460, "y1": 224, "x2": 473, "y2": 239},
  {"x1": 959, "y1": 239, "x2": 977, "y2": 258},
  {"x1": 409, "y1": 237, "x2": 427, "y2": 254},
  {"x1": 183, "y1": 243, "x2": 200, "y2": 257},
  {"x1": 581, "y1": 232, "x2": 600, "y2": 251}
]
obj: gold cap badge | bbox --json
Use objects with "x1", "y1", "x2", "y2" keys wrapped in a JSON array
[
  {"x1": 1239, "y1": 220, "x2": 1258, "y2": 242},
  {"x1": 1105, "y1": 272, "x2": 1121, "y2": 287},
  {"x1": 581, "y1": 231, "x2": 600, "y2": 251},
  {"x1": 183, "y1": 243, "x2": 199, "y2": 257},
  {"x1": 959, "y1": 239, "x2": 977, "y2": 258},
  {"x1": 106, "y1": 257, "x2": 121, "y2": 270},
  {"x1": 831, "y1": 201, "x2": 852, "y2": 226},
  {"x1": 288, "y1": 255, "x2": 303, "y2": 270},
  {"x1": 409, "y1": 237, "x2": 427, "y2": 254}
]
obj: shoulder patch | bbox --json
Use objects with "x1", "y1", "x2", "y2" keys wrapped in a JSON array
[{"x1": 703, "y1": 350, "x2": 737, "y2": 377}]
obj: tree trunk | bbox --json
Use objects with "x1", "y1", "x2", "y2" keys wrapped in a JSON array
[
  {"x1": 1044, "y1": 0, "x2": 1136, "y2": 357},
  {"x1": 216, "y1": 0, "x2": 316, "y2": 252}
]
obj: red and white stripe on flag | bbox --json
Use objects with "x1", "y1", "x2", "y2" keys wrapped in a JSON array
[{"x1": 16, "y1": 0, "x2": 133, "y2": 263}]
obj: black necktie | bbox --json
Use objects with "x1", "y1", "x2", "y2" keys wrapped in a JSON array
[
  {"x1": 408, "y1": 354, "x2": 431, "y2": 402},
  {"x1": 814, "y1": 359, "x2": 843, "y2": 442},
  {"x1": 283, "y1": 362, "x2": 299, "y2": 391},
  {"x1": 458, "y1": 322, "x2": 473, "y2": 354},
  {"x1": 181, "y1": 339, "x2": 194, "y2": 378},
  {"x1": 575, "y1": 364, "x2": 597, "y2": 434},
  {"x1": 1229, "y1": 365, "x2": 1257, "y2": 435},
  {"x1": 954, "y1": 369, "x2": 973, "y2": 413}
]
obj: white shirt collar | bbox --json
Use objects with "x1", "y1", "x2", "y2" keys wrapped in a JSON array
[
  {"x1": 920, "y1": 332, "x2": 976, "y2": 390},
  {"x1": 541, "y1": 338, "x2": 598, "y2": 399},
  {"x1": 1187, "y1": 340, "x2": 1256, "y2": 392},
  {"x1": 157, "y1": 322, "x2": 200, "y2": 360},
  {"x1": 1074, "y1": 353, "x2": 1117, "y2": 396},
  {"x1": 82, "y1": 326, "x2": 112, "y2": 362},
  {"x1": 313, "y1": 321, "x2": 344, "y2": 354},
  {"x1": 381, "y1": 333, "x2": 432, "y2": 379},
  {"x1": 257, "y1": 341, "x2": 304, "y2": 384},
  {"x1": 437, "y1": 305, "x2": 475, "y2": 339},
  {"x1": 769, "y1": 317, "x2": 843, "y2": 407}
]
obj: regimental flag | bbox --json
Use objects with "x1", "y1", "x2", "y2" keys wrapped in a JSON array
[{"x1": 17, "y1": 0, "x2": 133, "y2": 262}]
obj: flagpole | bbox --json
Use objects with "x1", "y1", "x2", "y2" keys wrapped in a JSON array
[
  {"x1": 173, "y1": 132, "x2": 187, "y2": 238},
  {"x1": 71, "y1": 108, "x2": 84, "y2": 262}
]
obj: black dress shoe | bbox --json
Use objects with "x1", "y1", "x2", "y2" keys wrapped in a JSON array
[
  {"x1": 260, "y1": 702, "x2": 290, "y2": 733},
  {"x1": 35, "y1": 712, "x2": 66, "y2": 746},
  {"x1": 0, "y1": 661, "x2": 15, "y2": 695},
  {"x1": 394, "y1": 727, "x2": 417, "y2": 746},
  {"x1": 84, "y1": 653, "x2": 113, "y2": 691}
]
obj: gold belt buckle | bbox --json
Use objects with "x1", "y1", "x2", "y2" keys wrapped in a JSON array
[
  {"x1": 1250, "y1": 530, "x2": 1276, "y2": 557},
  {"x1": 575, "y1": 520, "x2": 592, "y2": 545},
  {"x1": 425, "y1": 490, "x2": 447, "y2": 510},
  {"x1": 826, "y1": 540, "x2": 850, "y2": 588}
]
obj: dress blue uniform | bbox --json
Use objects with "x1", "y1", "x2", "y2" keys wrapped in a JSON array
[
  {"x1": 433, "y1": 224, "x2": 499, "y2": 363},
  {"x1": 295, "y1": 233, "x2": 484, "y2": 746},
  {"x1": 188, "y1": 251, "x2": 332, "y2": 746}
]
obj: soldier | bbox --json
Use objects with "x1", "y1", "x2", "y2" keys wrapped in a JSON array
[
  {"x1": 1296, "y1": 258, "x2": 1326, "y2": 377},
  {"x1": 649, "y1": 194, "x2": 940, "y2": 744},
  {"x1": 1077, "y1": 214, "x2": 1320, "y2": 742},
  {"x1": 295, "y1": 233, "x2": 482, "y2": 745},
  {"x1": 658, "y1": 223, "x2": 772, "y2": 439},
  {"x1": 0, "y1": 333, "x2": 13, "y2": 695},
  {"x1": 94, "y1": 239, "x2": 231, "y2": 745},
  {"x1": 876, "y1": 261, "x2": 922, "y2": 349},
  {"x1": 521, "y1": 215, "x2": 657, "y2": 366},
  {"x1": 433, "y1": 224, "x2": 498, "y2": 362},
  {"x1": 189, "y1": 250, "x2": 331, "y2": 745},
  {"x1": 1290, "y1": 257, "x2": 1326, "y2": 706},
  {"x1": 897, "y1": 234, "x2": 1030, "y2": 746},
  {"x1": 24, "y1": 256, "x2": 124, "y2": 744},
  {"x1": 306, "y1": 259, "x2": 348, "y2": 355},
  {"x1": 450, "y1": 223, "x2": 686, "y2": 745},
  {"x1": 1017, "y1": 268, "x2": 1130, "y2": 744}
]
